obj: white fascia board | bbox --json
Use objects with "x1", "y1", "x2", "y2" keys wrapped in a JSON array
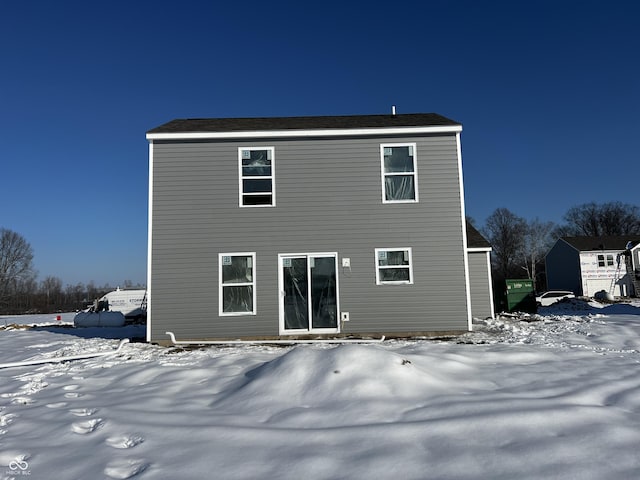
[
  {"x1": 581, "y1": 248, "x2": 625, "y2": 253},
  {"x1": 467, "y1": 247, "x2": 492, "y2": 252},
  {"x1": 146, "y1": 124, "x2": 462, "y2": 141}
]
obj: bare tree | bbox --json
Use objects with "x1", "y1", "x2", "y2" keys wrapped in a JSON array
[
  {"x1": 66, "y1": 282, "x2": 86, "y2": 308},
  {"x1": 522, "y1": 218, "x2": 555, "y2": 290},
  {"x1": 40, "y1": 276, "x2": 63, "y2": 310},
  {"x1": 12, "y1": 275, "x2": 38, "y2": 312},
  {"x1": 599, "y1": 202, "x2": 640, "y2": 235},
  {"x1": 560, "y1": 202, "x2": 640, "y2": 236},
  {"x1": 0, "y1": 228, "x2": 35, "y2": 307},
  {"x1": 482, "y1": 208, "x2": 527, "y2": 280}
]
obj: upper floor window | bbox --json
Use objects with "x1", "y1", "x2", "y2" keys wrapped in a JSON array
[
  {"x1": 239, "y1": 147, "x2": 275, "y2": 207},
  {"x1": 375, "y1": 248, "x2": 413, "y2": 284},
  {"x1": 597, "y1": 254, "x2": 614, "y2": 267},
  {"x1": 380, "y1": 143, "x2": 418, "y2": 203}
]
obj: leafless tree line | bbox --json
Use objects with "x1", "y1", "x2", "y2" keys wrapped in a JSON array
[
  {"x1": 0, "y1": 227, "x2": 144, "y2": 315},
  {"x1": 3, "y1": 202, "x2": 639, "y2": 313},
  {"x1": 479, "y1": 201, "x2": 640, "y2": 291},
  {"x1": 2, "y1": 276, "x2": 145, "y2": 315}
]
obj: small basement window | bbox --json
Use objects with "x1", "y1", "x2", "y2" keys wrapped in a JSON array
[
  {"x1": 239, "y1": 147, "x2": 275, "y2": 207},
  {"x1": 219, "y1": 253, "x2": 256, "y2": 315},
  {"x1": 380, "y1": 143, "x2": 418, "y2": 203},
  {"x1": 375, "y1": 248, "x2": 413, "y2": 284}
]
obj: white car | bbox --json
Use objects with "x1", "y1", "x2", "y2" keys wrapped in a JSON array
[{"x1": 536, "y1": 291, "x2": 575, "y2": 307}]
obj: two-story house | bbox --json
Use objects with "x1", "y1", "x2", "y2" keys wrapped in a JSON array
[
  {"x1": 545, "y1": 236, "x2": 640, "y2": 298},
  {"x1": 145, "y1": 113, "x2": 491, "y2": 344}
]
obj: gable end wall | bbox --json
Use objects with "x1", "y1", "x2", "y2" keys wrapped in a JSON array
[{"x1": 546, "y1": 240, "x2": 582, "y2": 295}]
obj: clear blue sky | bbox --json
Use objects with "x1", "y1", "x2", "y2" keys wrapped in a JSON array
[{"x1": 1, "y1": 1, "x2": 638, "y2": 287}]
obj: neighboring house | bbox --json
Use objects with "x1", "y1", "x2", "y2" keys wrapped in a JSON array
[
  {"x1": 145, "y1": 112, "x2": 491, "y2": 343},
  {"x1": 545, "y1": 236, "x2": 640, "y2": 297},
  {"x1": 466, "y1": 222, "x2": 495, "y2": 319}
]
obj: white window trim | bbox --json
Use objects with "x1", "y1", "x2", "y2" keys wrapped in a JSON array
[
  {"x1": 278, "y1": 252, "x2": 340, "y2": 335},
  {"x1": 238, "y1": 147, "x2": 275, "y2": 207},
  {"x1": 375, "y1": 247, "x2": 414, "y2": 285},
  {"x1": 219, "y1": 252, "x2": 257, "y2": 316},
  {"x1": 380, "y1": 143, "x2": 418, "y2": 204}
]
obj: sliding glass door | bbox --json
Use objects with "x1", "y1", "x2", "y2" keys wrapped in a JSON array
[{"x1": 280, "y1": 254, "x2": 338, "y2": 333}]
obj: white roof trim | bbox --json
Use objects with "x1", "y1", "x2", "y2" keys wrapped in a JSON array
[
  {"x1": 146, "y1": 124, "x2": 462, "y2": 141},
  {"x1": 467, "y1": 247, "x2": 492, "y2": 252},
  {"x1": 579, "y1": 248, "x2": 626, "y2": 253}
]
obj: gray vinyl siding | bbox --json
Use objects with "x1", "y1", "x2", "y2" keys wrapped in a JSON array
[
  {"x1": 467, "y1": 251, "x2": 493, "y2": 319},
  {"x1": 150, "y1": 134, "x2": 469, "y2": 341},
  {"x1": 545, "y1": 240, "x2": 583, "y2": 295}
]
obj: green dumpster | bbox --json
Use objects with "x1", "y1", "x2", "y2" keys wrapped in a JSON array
[{"x1": 500, "y1": 279, "x2": 536, "y2": 313}]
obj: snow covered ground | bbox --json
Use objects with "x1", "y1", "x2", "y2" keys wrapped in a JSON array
[{"x1": 1, "y1": 301, "x2": 639, "y2": 479}]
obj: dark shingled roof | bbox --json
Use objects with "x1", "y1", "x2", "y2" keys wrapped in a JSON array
[
  {"x1": 467, "y1": 221, "x2": 492, "y2": 249},
  {"x1": 148, "y1": 113, "x2": 461, "y2": 134},
  {"x1": 562, "y1": 236, "x2": 640, "y2": 251}
]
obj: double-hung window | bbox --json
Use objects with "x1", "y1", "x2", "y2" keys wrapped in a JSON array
[
  {"x1": 239, "y1": 147, "x2": 275, "y2": 207},
  {"x1": 219, "y1": 253, "x2": 256, "y2": 315},
  {"x1": 375, "y1": 248, "x2": 413, "y2": 284},
  {"x1": 381, "y1": 143, "x2": 418, "y2": 203},
  {"x1": 597, "y1": 254, "x2": 614, "y2": 267}
]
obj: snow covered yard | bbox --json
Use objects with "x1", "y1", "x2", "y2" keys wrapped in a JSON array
[{"x1": 1, "y1": 302, "x2": 639, "y2": 480}]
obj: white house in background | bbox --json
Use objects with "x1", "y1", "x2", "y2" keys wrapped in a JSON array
[{"x1": 545, "y1": 236, "x2": 640, "y2": 297}]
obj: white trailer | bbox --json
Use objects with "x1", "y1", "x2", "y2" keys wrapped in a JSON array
[
  {"x1": 74, "y1": 288, "x2": 147, "y2": 328},
  {"x1": 100, "y1": 288, "x2": 147, "y2": 318}
]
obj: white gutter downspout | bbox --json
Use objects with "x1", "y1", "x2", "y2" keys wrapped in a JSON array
[
  {"x1": 0, "y1": 339, "x2": 130, "y2": 369},
  {"x1": 166, "y1": 332, "x2": 385, "y2": 345}
]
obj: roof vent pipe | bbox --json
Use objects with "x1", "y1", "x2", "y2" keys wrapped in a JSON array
[{"x1": 391, "y1": 105, "x2": 397, "y2": 116}]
